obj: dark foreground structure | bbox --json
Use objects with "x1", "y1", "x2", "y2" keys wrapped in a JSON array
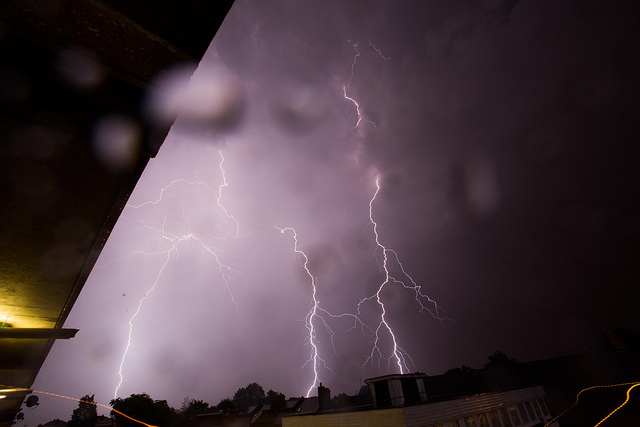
[
  {"x1": 0, "y1": 1, "x2": 233, "y2": 423},
  {"x1": 193, "y1": 344, "x2": 639, "y2": 427},
  {"x1": 191, "y1": 377, "x2": 551, "y2": 427}
]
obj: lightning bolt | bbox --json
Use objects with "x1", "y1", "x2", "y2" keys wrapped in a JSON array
[
  {"x1": 276, "y1": 226, "x2": 335, "y2": 398},
  {"x1": 276, "y1": 176, "x2": 446, "y2": 394},
  {"x1": 342, "y1": 40, "x2": 392, "y2": 129},
  {"x1": 364, "y1": 176, "x2": 405, "y2": 372},
  {"x1": 215, "y1": 151, "x2": 240, "y2": 239},
  {"x1": 342, "y1": 40, "x2": 446, "y2": 373},
  {"x1": 368, "y1": 40, "x2": 392, "y2": 60},
  {"x1": 343, "y1": 42, "x2": 381, "y2": 128},
  {"x1": 106, "y1": 37, "x2": 443, "y2": 403},
  {"x1": 360, "y1": 175, "x2": 447, "y2": 373},
  {"x1": 343, "y1": 42, "x2": 364, "y2": 128},
  {"x1": 114, "y1": 252, "x2": 170, "y2": 399},
  {"x1": 112, "y1": 149, "x2": 242, "y2": 399},
  {"x1": 272, "y1": 40, "x2": 446, "y2": 393}
]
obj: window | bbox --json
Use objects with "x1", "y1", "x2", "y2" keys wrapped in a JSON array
[
  {"x1": 498, "y1": 408, "x2": 512, "y2": 427},
  {"x1": 465, "y1": 415, "x2": 477, "y2": 426},
  {"x1": 538, "y1": 399, "x2": 550, "y2": 416},
  {"x1": 401, "y1": 377, "x2": 421, "y2": 405},
  {"x1": 523, "y1": 402, "x2": 536, "y2": 421},
  {"x1": 488, "y1": 410, "x2": 502, "y2": 427},
  {"x1": 374, "y1": 380, "x2": 392, "y2": 408},
  {"x1": 508, "y1": 406, "x2": 521, "y2": 426},
  {"x1": 477, "y1": 412, "x2": 489, "y2": 427},
  {"x1": 531, "y1": 400, "x2": 543, "y2": 420},
  {"x1": 517, "y1": 403, "x2": 529, "y2": 423}
]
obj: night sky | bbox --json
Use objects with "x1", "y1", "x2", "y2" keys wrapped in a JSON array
[{"x1": 27, "y1": 0, "x2": 640, "y2": 423}]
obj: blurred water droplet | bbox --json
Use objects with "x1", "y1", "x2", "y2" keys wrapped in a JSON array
[
  {"x1": 92, "y1": 115, "x2": 141, "y2": 171},
  {"x1": 462, "y1": 156, "x2": 501, "y2": 217},
  {"x1": 56, "y1": 47, "x2": 105, "y2": 89},
  {"x1": 271, "y1": 82, "x2": 329, "y2": 134},
  {"x1": 144, "y1": 62, "x2": 245, "y2": 133}
]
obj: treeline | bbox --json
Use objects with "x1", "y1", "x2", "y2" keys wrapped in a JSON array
[{"x1": 67, "y1": 383, "x2": 288, "y2": 427}]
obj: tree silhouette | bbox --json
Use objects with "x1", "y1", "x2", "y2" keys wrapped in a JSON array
[
  {"x1": 484, "y1": 350, "x2": 518, "y2": 369},
  {"x1": 174, "y1": 398, "x2": 212, "y2": 427},
  {"x1": 265, "y1": 390, "x2": 286, "y2": 409},
  {"x1": 216, "y1": 398, "x2": 236, "y2": 412},
  {"x1": 180, "y1": 398, "x2": 210, "y2": 415},
  {"x1": 110, "y1": 393, "x2": 176, "y2": 427},
  {"x1": 332, "y1": 393, "x2": 352, "y2": 409},
  {"x1": 445, "y1": 364, "x2": 475, "y2": 375},
  {"x1": 69, "y1": 394, "x2": 97, "y2": 427},
  {"x1": 233, "y1": 382, "x2": 265, "y2": 412}
]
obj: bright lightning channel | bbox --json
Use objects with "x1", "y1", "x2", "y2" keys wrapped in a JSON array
[
  {"x1": 368, "y1": 40, "x2": 392, "y2": 60},
  {"x1": 277, "y1": 176, "x2": 447, "y2": 394},
  {"x1": 276, "y1": 226, "x2": 334, "y2": 398},
  {"x1": 343, "y1": 42, "x2": 364, "y2": 128},
  {"x1": 342, "y1": 40, "x2": 390, "y2": 128},
  {"x1": 343, "y1": 42, "x2": 378, "y2": 128},
  {"x1": 113, "y1": 149, "x2": 241, "y2": 399},
  {"x1": 114, "y1": 252, "x2": 170, "y2": 399},
  {"x1": 276, "y1": 40, "x2": 445, "y2": 391},
  {"x1": 342, "y1": 39, "x2": 446, "y2": 372},
  {"x1": 359, "y1": 176, "x2": 447, "y2": 373},
  {"x1": 215, "y1": 151, "x2": 240, "y2": 238}
]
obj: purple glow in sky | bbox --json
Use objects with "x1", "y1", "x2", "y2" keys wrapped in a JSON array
[{"x1": 27, "y1": 0, "x2": 640, "y2": 423}]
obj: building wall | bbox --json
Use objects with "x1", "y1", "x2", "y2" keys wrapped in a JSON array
[
  {"x1": 283, "y1": 386, "x2": 551, "y2": 427},
  {"x1": 194, "y1": 416, "x2": 252, "y2": 427},
  {"x1": 403, "y1": 386, "x2": 550, "y2": 427},
  {"x1": 282, "y1": 408, "x2": 405, "y2": 427}
]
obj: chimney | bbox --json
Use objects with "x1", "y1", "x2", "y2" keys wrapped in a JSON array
[{"x1": 318, "y1": 382, "x2": 331, "y2": 412}]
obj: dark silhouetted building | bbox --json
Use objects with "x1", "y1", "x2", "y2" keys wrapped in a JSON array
[{"x1": 0, "y1": 0, "x2": 233, "y2": 423}]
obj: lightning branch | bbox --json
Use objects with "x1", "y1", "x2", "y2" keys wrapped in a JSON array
[{"x1": 112, "y1": 150, "x2": 243, "y2": 398}]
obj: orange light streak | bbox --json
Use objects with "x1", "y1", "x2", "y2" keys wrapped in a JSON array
[
  {"x1": 0, "y1": 385, "x2": 157, "y2": 427},
  {"x1": 594, "y1": 382, "x2": 640, "y2": 426},
  {"x1": 544, "y1": 381, "x2": 640, "y2": 427}
]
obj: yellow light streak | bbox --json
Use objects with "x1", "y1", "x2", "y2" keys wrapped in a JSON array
[
  {"x1": 544, "y1": 381, "x2": 640, "y2": 427},
  {"x1": 594, "y1": 382, "x2": 640, "y2": 426}
]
